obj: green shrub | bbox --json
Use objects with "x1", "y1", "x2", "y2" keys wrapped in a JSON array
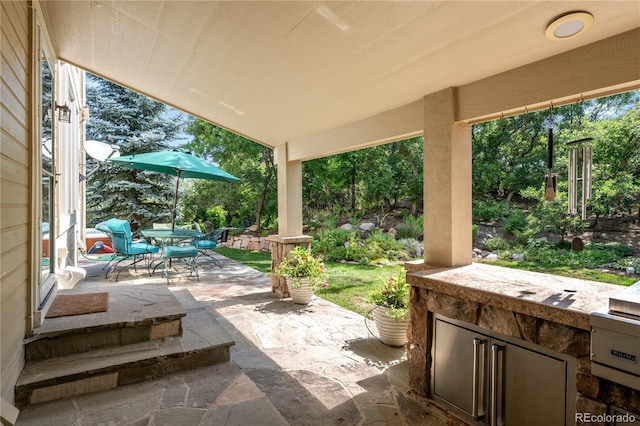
[
  {"x1": 504, "y1": 209, "x2": 527, "y2": 235},
  {"x1": 484, "y1": 236, "x2": 509, "y2": 251},
  {"x1": 398, "y1": 238, "x2": 421, "y2": 259},
  {"x1": 311, "y1": 229, "x2": 352, "y2": 261},
  {"x1": 396, "y1": 214, "x2": 423, "y2": 240},
  {"x1": 473, "y1": 199, "x2": 505, "y2": 222},
  {"x1": 206, "y1": 205, "x2": 227, "y2": 229},
  {"x1": 472, "y1": 224, "x2": 478, "y2": 242},
  {"x1": 365, "y1": 230, "x2": 403, "y2": 260}
]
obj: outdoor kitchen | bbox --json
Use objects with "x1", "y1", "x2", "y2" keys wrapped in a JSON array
[{"x1": 405, "y1": 262, "x2": 639, "y2": 425}]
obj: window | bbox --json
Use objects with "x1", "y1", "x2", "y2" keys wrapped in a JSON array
[{"x1": 37, "y1": 23, "x2": 56, "y2": 306}]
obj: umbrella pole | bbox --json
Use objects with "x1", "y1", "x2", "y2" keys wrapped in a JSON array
[{"x1": 172, "y1": 171, "x2": 181, "y2": 232}]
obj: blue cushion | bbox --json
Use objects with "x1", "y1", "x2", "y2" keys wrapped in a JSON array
[
  {"x1": 131, "y1": 242, "x2": 159, "y2": 254},
  {"x1": 198, "y1": 240, "x2": 217, "y2": 249},
  {"x1": 164, "y1": 245, "x2": 198, "y2": 258}
]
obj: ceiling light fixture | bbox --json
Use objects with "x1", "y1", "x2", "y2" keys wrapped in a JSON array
[{"x1": 546, "y1": 11, "x2": 594, "y2": 41}]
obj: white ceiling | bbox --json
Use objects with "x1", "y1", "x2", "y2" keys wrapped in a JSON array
[{"x1": 43, "y1": 1, "x2": 640, "y2": 149}]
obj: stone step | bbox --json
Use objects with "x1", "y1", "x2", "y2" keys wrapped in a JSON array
[
  {"x1": 26, "y1": 284, "x2": 187, "y2": 361},
  {"x1": 16, "y1": 289, "x2": 234, "y2": 408}
]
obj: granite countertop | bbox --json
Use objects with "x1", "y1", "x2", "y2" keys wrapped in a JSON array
[{"x1": 407, "y1": 262, "x2": 627, "y2": 330}]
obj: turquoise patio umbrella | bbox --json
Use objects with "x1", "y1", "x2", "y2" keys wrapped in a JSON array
[{"x1": 107, "y1": 150, "x2": 239, "y2": 231}]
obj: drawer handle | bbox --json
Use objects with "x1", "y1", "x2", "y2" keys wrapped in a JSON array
[
  {"x1": 491, "y1": 344, "x2": 505, "y2": 426},
  {"x1": 472, "y1": 338, "x2": 486, "y2": 419}
]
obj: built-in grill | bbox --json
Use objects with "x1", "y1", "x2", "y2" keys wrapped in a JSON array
[{"x1": 590, "y1": 281, "x2": 640, "y2": 391}]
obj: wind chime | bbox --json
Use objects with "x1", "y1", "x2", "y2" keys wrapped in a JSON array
[
  {"x1": 568, "y1": 139, "x2": 593, "y2": 219},
  {"x1": 544, "y1": 106, "x2": 557, "y2": 201},
  {"x1": 567, "y1": 97, "x2": 593, "y2": 220}
]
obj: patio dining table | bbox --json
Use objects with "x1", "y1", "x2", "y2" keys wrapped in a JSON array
[
  {"x1": 139, "y1": 228, "x2": 204, "y2": 245},
  {"x1": 140, "y1": 228, "x2": 204, "y2": 283}
]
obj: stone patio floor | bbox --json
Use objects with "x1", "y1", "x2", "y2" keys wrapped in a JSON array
[{"x1": 15, "y1": 253, "x2": 459, "y2": 426}]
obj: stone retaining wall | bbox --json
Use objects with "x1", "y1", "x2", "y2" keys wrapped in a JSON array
[{"x1": 221, "y1": 234, "x2": 272, "y2": 251}]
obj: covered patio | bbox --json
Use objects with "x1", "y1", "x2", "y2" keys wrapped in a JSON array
[
  {"x1": 1, "y1": 1, "x2": 639, "y2": 424},
  {"x1": 15, "y1": 254, "x2": 451, "y2": 426}
]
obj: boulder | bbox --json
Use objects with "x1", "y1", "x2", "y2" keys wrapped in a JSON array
[
  {"x1": 340, "y1": 223, "x2": 354, "y2": 231},
  {"x1": 360, "y1": 222, "x2": 376, "y2": 231}
]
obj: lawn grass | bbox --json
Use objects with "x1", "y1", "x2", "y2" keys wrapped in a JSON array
[
  {"x1": 216, "y1": 247, "x2": 636, "y2": 318},
  {"x1": 216, "y1": 247, "x2": 404, "y2": 317},
  {"x1": 215, "y1": 247, "x2": 272, "y2": 274},
  {"x1": 485, "y1": 260, "x2": 637, "y2": 286},
  {"x1": 317, "y1": 261, "x2": 404, "y2": 317}
]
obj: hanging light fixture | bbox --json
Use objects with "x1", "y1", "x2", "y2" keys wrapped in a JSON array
[
  {"x1": 545, "y1": 11, "x2": 594, "y2": 41},
  {"x1": 55, "y1": 102, "x2": 71, "y2": 123}
]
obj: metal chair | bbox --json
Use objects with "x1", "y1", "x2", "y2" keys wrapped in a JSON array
[
  {"x1": 154, "y1": 230, "x2": 200, "y2": 284},
  {"x1": 95, "y1": 219, "x2": 159, "y2": 281},
  {"x1": 194, "y1": 228, "x2": 224, "y2": 267}
]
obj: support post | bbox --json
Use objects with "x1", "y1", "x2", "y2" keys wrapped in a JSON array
[
  {"x1": 423, "y1": 88, "x2": 472, "y2": 267},
  {"x1": 269, "y1": 143, "x2": 312, "y2": 297}
]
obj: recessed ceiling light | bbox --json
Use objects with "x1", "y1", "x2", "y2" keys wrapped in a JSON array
[{"x1": 546, "y1": 12, "x2": 594, "y2": 41}]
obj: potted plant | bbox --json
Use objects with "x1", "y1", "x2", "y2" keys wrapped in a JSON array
[
  {"x1": 368, "y1": 269, "x2": 410, "y2": 346},
  {"x1": 274, "y1": 245, "x2": 328, "y2": 304}
]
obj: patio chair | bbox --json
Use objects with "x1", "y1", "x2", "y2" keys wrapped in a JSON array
[
  {"x1": 95, "y1": 219, "x2": 159, "y2": 281},
  {"x1": 153, "y1": 231, "x2": 200, "y2": 284},
  {"x1": 194, "y1": 227, "x2": 223, "y2": 267}
]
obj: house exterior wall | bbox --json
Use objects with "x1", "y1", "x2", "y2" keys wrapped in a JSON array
[
  {"x1": 1, "y1": 0, "x2": 32, "y2": 405},
  {"x1": 1, "y1": 1, "x2": 85, "y2": 407}
]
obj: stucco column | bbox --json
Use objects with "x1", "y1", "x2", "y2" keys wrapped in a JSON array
[
  {"x1": 423, "y1": 88, "x2": 472, "y2": 267},
  {"x1": 269, "y1": 143, "x2": 312, "y2": 297},
  {"x1": 275, "y1": 143, "x2": 303, "y2": 237}
]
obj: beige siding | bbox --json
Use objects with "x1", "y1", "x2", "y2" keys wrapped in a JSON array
[{"x1": 1, "y1": 0, "x2": 31, "y2": 405}]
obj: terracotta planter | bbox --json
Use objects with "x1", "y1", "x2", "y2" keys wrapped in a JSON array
[
  {"x1": 288, "y1": 278, "x2": 314, "y2": 304},
  {"x1": 372, "y1": 306, "x2": 409, "y2": 347}
]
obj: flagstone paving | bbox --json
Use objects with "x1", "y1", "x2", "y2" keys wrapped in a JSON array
[{"x1": 16, "y1": 254, "x2": 459, "y2": 425}]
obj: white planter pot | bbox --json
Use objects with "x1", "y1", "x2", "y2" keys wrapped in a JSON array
[
  {"x1": 372, "y1": 306, "x2": 409, "y2": 347},
  {"x1": 288, "y1": 278, "x2": 314, "y2": 304}
]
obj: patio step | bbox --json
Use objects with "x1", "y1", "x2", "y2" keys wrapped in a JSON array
[
  {"x1": 16, "y1": 288, "x2": 235, "y2": 408},
  {"x1": 25, "y1": 284, "x2": 187, "y2": 361}
]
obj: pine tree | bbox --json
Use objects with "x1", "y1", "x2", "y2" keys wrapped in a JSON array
[{"x1": 85, "y1": 74, "x2": 185, "y2": 228}]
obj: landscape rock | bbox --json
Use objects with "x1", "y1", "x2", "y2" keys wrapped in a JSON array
[
  {"x1": 340, "y1": 224, "x2": 354, "y2": 231},
  {"x1": 485, "y1": 253, "x2": 499, "y2": 261},
  {"x1": 387, "y1": 228, "x2": 397, "y2": 239},
  {"x1": 512, "y1": 253, "x2": 525, "y2": 261},
  {"x1": 359, "y1": 222, "x2": 376, "y2": 231}
]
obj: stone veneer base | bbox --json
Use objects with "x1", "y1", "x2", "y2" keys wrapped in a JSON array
[
  {"x1": 406, "y1": 262, "x2": 640, "y2": 423},
  {"x1": 267, "y1": 235, "x2": 313, "y2": 298}
]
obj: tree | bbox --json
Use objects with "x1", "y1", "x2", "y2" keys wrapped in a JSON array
[
  {"x1": 183, "y1": 120, "x2": 277, "y2": 230},
  {"x1": 85, "y1": 74, "x2": 185, "y2": 227}
]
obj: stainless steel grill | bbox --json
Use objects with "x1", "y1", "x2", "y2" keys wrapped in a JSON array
[{"x1": 590, "y1": 281, "x2": 640, "y2": 391}]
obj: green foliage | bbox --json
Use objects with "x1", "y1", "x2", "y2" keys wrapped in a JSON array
[
  {"x1": 312, "y1": 228, "x2": 406, "y2": 264},
  {"x1": 368, "y1": 270, "x2": 409, "y2": 320},
  {"x1": 520, "y1": 184, "x2": 588, "y2": 240},
  {"x1": 398, "y1": 238, "x2": 422, "y2": 258},
  {"x1": 473, "y1": 199, "x2": 506, "y2": 222},
  {"x1": 605, "y1": 256, "x2": 640, "y2": 272},
  {"x1": 274, "y1": 246, "x2": 328, "y2": 289},
  {"x1": 311, "y1": 229, "x2": 352, "y2": 261},
  {"x1": 206, "y1": 205, "x2": 228, "y2": 229},
  {"x1": 184, "y1": 120, "x2": 276, "y2": 231},
  {"x1": 396, "y1": 214, "x2": 424, "y2": 240},
  {"x1": 472, "y1": 224, "x2": 478, "y2": 242},
  {"x1": 303, "y1": 138, "x2": 424, "y2": 215},
  {"x1": 364, "y1": 230, "x2": 404, "y2": 262},
  {"x1": 484, "y1": 236, "x2": 509, "y2": 251},
  {"x1": 504, "y1": 209, "x2": 527, "y2": 235}
]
